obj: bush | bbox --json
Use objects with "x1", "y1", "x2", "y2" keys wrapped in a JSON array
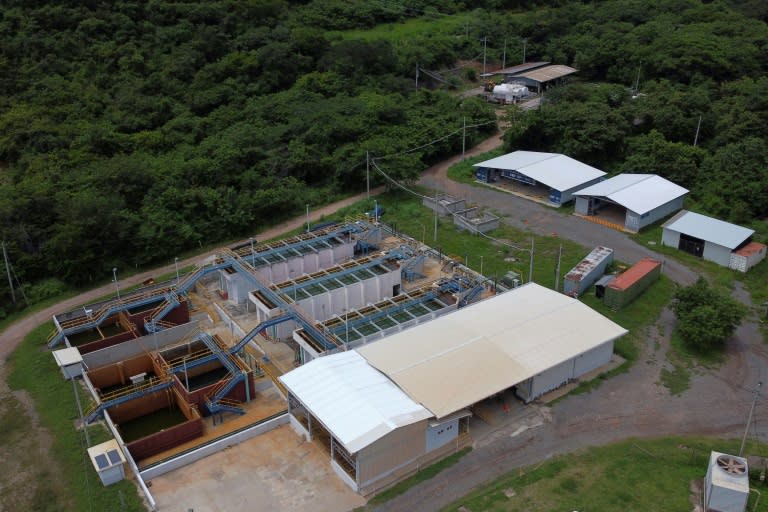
[{"x1": 672, "y1": 277, "x2": 746, "y2": 351}]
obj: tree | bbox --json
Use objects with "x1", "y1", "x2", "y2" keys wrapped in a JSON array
[{"x1": 671, "y1": 277, "x2": 746, "y2": 351}]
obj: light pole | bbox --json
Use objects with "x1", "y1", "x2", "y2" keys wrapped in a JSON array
[
  {"x1": 250, "y1": 237, "x2": 255, "y2": 262},
  {"x1": 480, "y1": 255, "x2": 484, "y2": 276},
  {"x1": 522, "y1": 38, "x2": 527, "y2": 63},
  {"x1": 344, "y1": 310, "x2": 349, "y2": 350},
  {"x1": 112, "y1": 267, "x2": 120, "y2": 300},
  {"x1": 306, "y1": 204, "x2": 310, "y2": 232},
  {"x1": 174, "y1": 257, "x2": 180, "y2": 286}
]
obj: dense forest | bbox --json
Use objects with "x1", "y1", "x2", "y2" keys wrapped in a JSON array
[{"x1": 1, "y1": 0, "x2": 767, "y2": 317}]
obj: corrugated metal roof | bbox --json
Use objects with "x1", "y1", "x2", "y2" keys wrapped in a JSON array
[
  {"x1": 514, "y1": 64, "x2": 578, "y2": 82},
  {"x1": 565, "y1": 246, "x2": 613, "y2": 282},
  {"x1": 607, "y1": 258, "x2": 660, "y2": 291},
  {"x1": 279, "y1": 351, "x2": 431, "y2": 453},
  {"x1": 358, "y1": 283, "x2": 627, "y2": 419},
  {"x1": 474, "y1": 151, "x2": 606, "y2": 191},
  {"x1": 662, "y1": 210, "x2": 754, "y2": 250},
  {"x1": 497, "y1": 62, "x2": 550, "y2": 75},
  {"x1": 574, "y1": 174, "x2": 689, "y2": 215},
  {"x1": 734, "y1": 241, "x2": 766, "y2": 257}
]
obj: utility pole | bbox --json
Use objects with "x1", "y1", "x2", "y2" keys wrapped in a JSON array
[
  {"x1": 72, "y1": 379, "x2": 90, "y2": 447},
  {"x1": 482, "y1": 36, "x2": 487, "y2": 76},
  {"x1": 554, "y1": 244, "x2": 562, "y2": 291},
  {"x1": 306, "y1": 204, "x2": 310, "y2": 232},
  {"x1": 693, "y1": 115, "x2": 702, "y2": 147},
  {"x1": 433, "y1": 189, "x2": 438, "y2": 242},
  {"x1": 502, "y1": 38, "x2": 507, "y2": 69},
  {"x1": 2, "y1": 241, "x2": 15, "y2": 303},
  {"x1": 366, "y1": 151, "x2": 370, "y2": 199},
  {"x1": 415, "y1": 63, "x2": 419, "y2": 90},
  {"x1": 522, "y1": 38, "x2": 527, "y2": 63},
  {"x1": 740, "y1": 381, "x2": 762, "y2": 456},
  {"x1": 462, "y1": 117, "x2": 467, "y2": 160},
  {"x1": 529, "y1": 237, "x2": 535, "y2": 283}
]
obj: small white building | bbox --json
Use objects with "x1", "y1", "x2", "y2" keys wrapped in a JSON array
[
  {"x1": 474, "y1": 151, "x2": 606, "y2": 206},
  {"x1": 574, "y1": 174, "x2": 688, "y2": 232},
  {"x1": 662, "y1": 210, "x2": 766, "y2": 272},
  {"x1": 52, "y1": 347, "x2": 84, "y2": 380},
  {"x1": 87, "y1": 439, "x2": 126, "y2": 486}
]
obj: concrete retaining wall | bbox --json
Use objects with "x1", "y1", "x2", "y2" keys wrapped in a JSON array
[
  {"x1": 82, "y1": 322, "x2": 199, "y2": 369},
  {"x1": 139, "y1": 413, "x2": 289, "y2": 480}
]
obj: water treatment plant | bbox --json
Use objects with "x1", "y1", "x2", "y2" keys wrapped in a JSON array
[{"x1": 47, "y1": 216, "x2": 628, "y2": 509}]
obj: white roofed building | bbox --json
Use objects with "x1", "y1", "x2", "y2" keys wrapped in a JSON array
[
  {"x1": 474, "y1": 151, "x2": 605, "y2": 206},
  {"x1": 662, "y1": 210, "x2": 766, "y2": 272},
  {"x1": 574, "y1": 174, "x2": 688, "y2": 232},
  {"x1": 280, "y1": 283, "x2": 627, "y2": 494}
]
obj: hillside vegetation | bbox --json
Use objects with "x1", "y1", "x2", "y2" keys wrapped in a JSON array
[{"x1": 1, "y1": 0, "x2": 767, "y2": 318}]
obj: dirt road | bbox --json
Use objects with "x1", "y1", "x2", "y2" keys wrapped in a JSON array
[
  {"x1": 372, "y1": 143, "x2": 764, "y2": 511},
  {"x1": 418, "y1": 145, "x2": 698, "y2": 286},
  {"x1": 0, "y1": 188, "x2": 383, "y2": 360}
]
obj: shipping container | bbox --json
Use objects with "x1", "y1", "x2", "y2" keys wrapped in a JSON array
[
  {"x1": 563, "y1": 246, "x2": 614, "y2": 297},
  {"x1": 603, "y1": 257, "x2": 661, "y2": 310}
]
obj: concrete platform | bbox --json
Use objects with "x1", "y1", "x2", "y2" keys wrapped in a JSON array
[{"x1": 148, "y1": 424, "x2": 366, "y2": 512}]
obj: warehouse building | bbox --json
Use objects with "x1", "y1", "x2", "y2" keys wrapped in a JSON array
[
  {"x1": 281, "y1": 283, "x2": 627, "y2": 494},
  {"x1": 508, "y1": 64, "x2": 578, "y2": 94},
  {"x1": 574, "y1": 174, "x2": 688, "y2": 232},
  {"x1": 661, "y1": 210, "x2": 767, "y2": 272},
  {"x1": 474, "y1": 151, "x2": 605, "y2": 206}
]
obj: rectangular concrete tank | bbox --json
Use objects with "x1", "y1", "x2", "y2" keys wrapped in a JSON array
[{"x1": 563, "y1": 246, "x2": 614, "y2": 297}]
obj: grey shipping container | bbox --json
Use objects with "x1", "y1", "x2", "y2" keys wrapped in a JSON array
[{"x1": 563, "y1": 246, "x2": 614, "y2": 297}]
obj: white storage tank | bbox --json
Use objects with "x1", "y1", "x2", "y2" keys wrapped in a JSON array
[
  {"x1": 705, "y1": 451, "x2": 749, "y2": 512},
  {"x1": 492, "y1": 82, "x2": 529, "y2": 103}
]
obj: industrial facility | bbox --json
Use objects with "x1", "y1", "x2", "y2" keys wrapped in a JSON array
[
  {"x1": 46, "y1": 218, "x2": 518, "y2": 506},
  {"x1": 474, "y1": 151, "x2": 606, "y2": 206},
  {"x1": 280, "y1": 282, "x2": 627, "y2": 494},
  {"x1": 661, "y1": 210, "x2": 767, "y2": 272},
  {"x1": 574, "y1": 174, "x2": 689, "y2": 232}
]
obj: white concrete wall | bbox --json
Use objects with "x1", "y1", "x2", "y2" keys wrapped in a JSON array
[
  {"x1": 529, "y1": 358, "x2": 574, "y2": 400},
  {"x1": 561, "y1": 177, "x2": 603, "y2": 205},
  {"x1": 252, "y1": 241, "x2": 355, "y2": 285},
  {"x1": 81, "y1": 322, "x2": 199, "y2": 369},
  {"x1": 630, "y1": 196, "x2": 685, "y2": 232},
  {"x1": 702, "y1": 242, "x2": 733, "y2": 267},
  {"x1": 140, "y1": 414, "x2": 289, "y2": 480},
  {"x1": 661, "y1": 228, "x2": 680, "y2": 248},
  {"x1": 572, "y1": 341, "x2": 613, "y2": 378}
]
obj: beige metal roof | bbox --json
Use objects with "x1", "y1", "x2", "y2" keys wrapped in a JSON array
[
  {"x1": 358, "y1": 283, "x2": 627, "y2": 418},
  {"x1": 514, "y1": 64, "x2": 578, "y2": 83}
]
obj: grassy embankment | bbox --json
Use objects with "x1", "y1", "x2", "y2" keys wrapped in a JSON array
[
  {"x1": 442, "y1": 437, "x2": 768, "y2": 512},
  {"x1": 5, "y1": 323, "x2": 146, "y2": 512}
]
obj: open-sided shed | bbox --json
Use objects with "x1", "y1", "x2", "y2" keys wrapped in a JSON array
[
  {"x1": 574, "y1": 174, "x2": 688, "y2": 232},
  {"x1": 474, "y1": 151, "x2": 605, "y2": 206}
]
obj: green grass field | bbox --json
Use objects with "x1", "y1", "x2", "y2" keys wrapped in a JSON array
[
  {"x1": 442, "y1": 437, "x2": 768, "y2": 512},
  {"x1": 332, "y1": 14, "x2": 464, "y2": 42},
  {"x1": 5, "y1": 323, "x2": 146, "y2": 512}
]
